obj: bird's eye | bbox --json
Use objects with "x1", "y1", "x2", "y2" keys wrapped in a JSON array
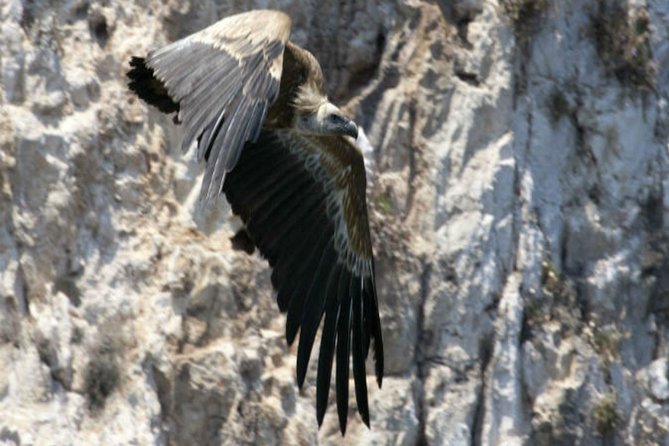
[{"x1": 328, "y1": 114, "x2": 345, "y2": 124}]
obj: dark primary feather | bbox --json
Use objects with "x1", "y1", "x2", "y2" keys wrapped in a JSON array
[
  {"x1": 295, "y1": 241, "x2": 336, "y2": 387},
  {"x1": 223, "y1": 130, "x2": 382, "y2": 434},
  {"x1": 127, "y1": 57, "x2": 179, "y2": 115},
  {"x1": 351, "y1": 277, "x2": 370, "y2": 426},
  {"x1": 283, "y1": 223, "x2": 331, "y2": 345},
  {"x1": 367, "y1": 273, "x2": 384, "y2": 386},
  {"x1": 335, "y1": 273, "x2": 353, "y2": 434},
  {"x1": 316, "y1": 271, "x2": 340, "y2": 425}
]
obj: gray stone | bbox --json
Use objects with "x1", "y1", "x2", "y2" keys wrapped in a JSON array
[{"x1": 1, "y1": 0, "x2": 669, "y2": 444}]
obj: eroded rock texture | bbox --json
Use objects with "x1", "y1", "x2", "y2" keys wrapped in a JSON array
[{"x1": 1, "y1": 0, "x2": 668, "y2": 444}]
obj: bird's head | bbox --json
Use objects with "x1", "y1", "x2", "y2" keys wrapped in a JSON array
[
  {"x1": 320, "y1": 103, "x2": 358, "y2": 139},
  {"x1": 293, "y1": 86, "x2": 358, "y2": 139}
]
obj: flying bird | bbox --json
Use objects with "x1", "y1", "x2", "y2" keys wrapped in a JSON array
[{"x1": 127, "y1": 9, "x2": 383, "y2": 434}]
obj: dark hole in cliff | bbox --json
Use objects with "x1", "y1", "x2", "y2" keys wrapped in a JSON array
[
  {"x1": 37, "y1": 336, "x2": 55, "y2": 368},
  {"x1": 75, "y1": 1, "x2": 90, "y2": 20},
  {"x1": 152, "y1": 365, "x2": 172, "y2": 421},
  {"x1": 643, "y1": 191, "x2": 664, "y2": 231},
  {"x1": 84, "y1": 349, "x2": 120, "y2": 410},
  {"x1": 454, "y1": 68, "x2": 480, "y2": 86},
  {"x1": 71, "y1": 327, "x2": 84, "y2": 344},
  {"x1": 642, "y1": 192, "x2": 669, "y2": 318},
  {"x1": 20, "y1": 0, "x2": 36, "y2": 30},
  {"x1": 89, "y1": 12, "x2": 109, "y2": 48},
  {"x1": 54, "y1": 274, "x2": 82, "y2": 306},
  {"x1": 587, "y1": 185, "x2": 601, "y2": 205}
]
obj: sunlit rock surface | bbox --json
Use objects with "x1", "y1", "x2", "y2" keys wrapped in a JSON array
[{"x1": 1, "y1": 0, "x2": 668, "y2": 444}]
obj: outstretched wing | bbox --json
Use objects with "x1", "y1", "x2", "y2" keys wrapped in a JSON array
[
  {"x1": 223, "y1": 129, "x2": 384, "y2": 434},
  {"x1": 127, "y1": 10, "x2": 291, "y2": 201}
]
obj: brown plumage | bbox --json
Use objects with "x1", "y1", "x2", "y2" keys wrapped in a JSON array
[{"x1": 127, "y1": 9, "x2": 383, "y2": 435}]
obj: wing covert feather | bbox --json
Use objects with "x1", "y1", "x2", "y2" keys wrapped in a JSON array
[{"x1": 128, "y1": 10, "x2": 291, "y2": 201}]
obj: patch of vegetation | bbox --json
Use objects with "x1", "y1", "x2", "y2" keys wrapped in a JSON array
[
  {"x1": 522, "y1": 261, "x2": 577, "y2": 340},
  {"x1": 501, "y1": 0, "x2": 549, "y2": 43},
  {"x1": 373, "y1": 189, "x2": 394, "y2": 215},
  {"x1": 525, "y1": 299, "x2": 547, "y2": 325},
  {"x1": 591, "y1": 323, "x2": 626, "y2": 360},
  {"x1": 528, "y1": 260, "x2": 583, "y2": 339},
  {"x1": 592, "y1": 392, "x2": 620, "y2": 436},
  {"x1": 591, "y1": 1, "x2": 656, "y2": 90},
  {"x1": 541, "y1": 260, "x2": 564, "y2": 295},
  {"x1": 84, "y1": 346, "x2": 120, "y2": 410},
  {"x1": 521, "y1": 294, "x2": 549, "y2": 343}
]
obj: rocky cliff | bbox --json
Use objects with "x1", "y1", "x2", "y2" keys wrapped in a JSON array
[{"x1": 1, "y1": 0, "x2": 668, "y2": 445}]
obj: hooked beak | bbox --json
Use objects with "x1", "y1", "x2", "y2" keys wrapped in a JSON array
[{"x1": 342, "y1": 119, "x2": 358, "y2": 140}]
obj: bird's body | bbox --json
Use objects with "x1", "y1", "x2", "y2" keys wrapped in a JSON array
[{"x1": 127, "y1": 10, "x2": 383, "y2": 434}]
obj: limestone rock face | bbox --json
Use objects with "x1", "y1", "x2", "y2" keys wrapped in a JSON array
[{"x1": 1, "y1": 0, "x2": 668, "y2": 444}]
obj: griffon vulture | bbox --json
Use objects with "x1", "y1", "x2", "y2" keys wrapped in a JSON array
[{"x1": 127, "y1": 9, "x2": 383, "y2": 434}]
